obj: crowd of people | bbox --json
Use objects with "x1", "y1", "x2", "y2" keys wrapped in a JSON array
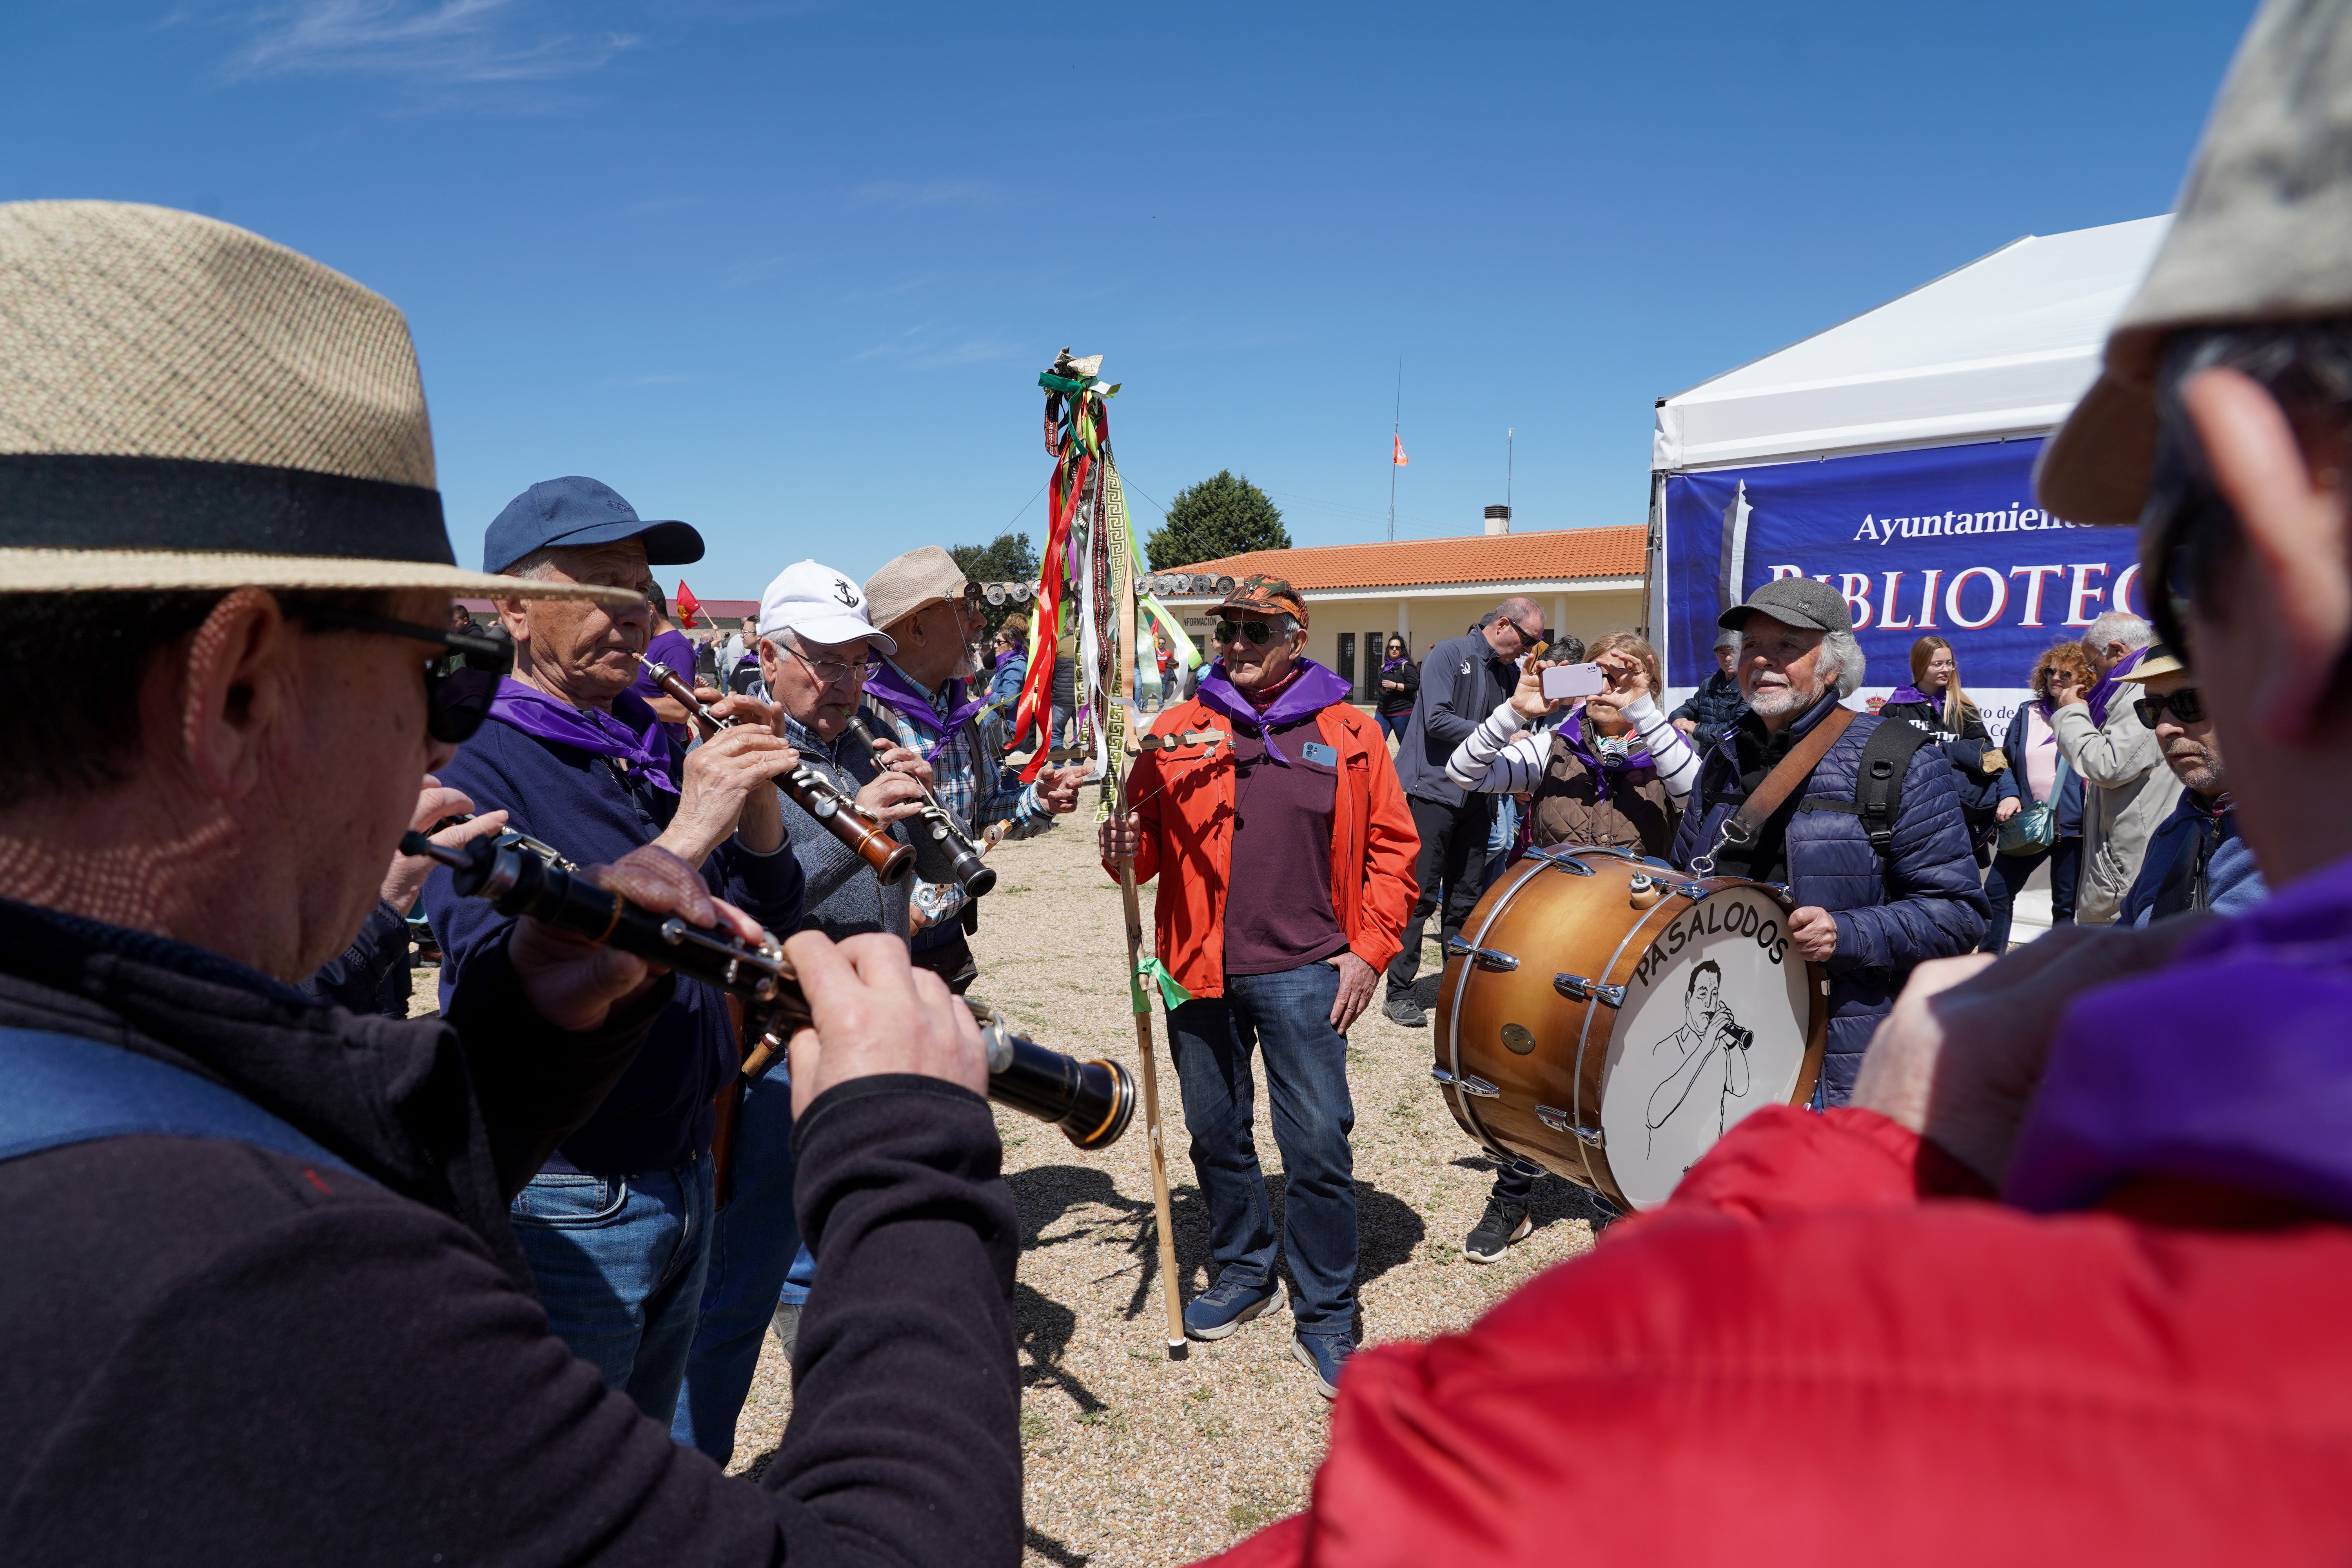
[{"x1": 5, "y1": 1, "x2": 2352, "y2": 1559}]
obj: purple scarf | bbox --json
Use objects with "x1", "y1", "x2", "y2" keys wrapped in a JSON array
[
  {"x1": 1886, "y1": 683, "x2": 1933, "y2": 708},
  {"x1": 1559, "y1": 704, "x2": 1654, "y2": 801},
  {"x1": 1193, "y1": 659, "x2": 1354, "y2": 763},
  {"x1": 863, "y1": 659, "x2": 990, "y2": 762},
  {"x1": 2085, "y1": 645, "x2": 2148, "y2": 728},
  {"x1": 486, "y1": 677, "x2": 678, "y2": 793},
  {"x1": 2006, "y1": 847, "x2": 2352, "y2": 1220}
]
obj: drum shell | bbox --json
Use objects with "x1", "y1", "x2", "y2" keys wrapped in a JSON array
[{"x1": 1431, "y1": 847, "x2": 1826, "y2": 1210}]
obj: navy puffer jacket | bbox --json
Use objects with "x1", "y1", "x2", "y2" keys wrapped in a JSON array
[{"x1": 1670, "y1": 691, "x2": 1990, "y2": 1104}]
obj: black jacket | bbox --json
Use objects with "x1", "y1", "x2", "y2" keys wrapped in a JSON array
[
  {"x1": 0, "y1": 897, "x2": 1022, "y2": 1567},
  {"x1": 1373, "y1": 657, "x2": 1419, "y2": 717},
  {"x1": 1393, "y1": 629, "x2": 1515, "y2": 807},
  {"x1": 1669, "y1": 670, "x2": 1748, "y2": 757}
]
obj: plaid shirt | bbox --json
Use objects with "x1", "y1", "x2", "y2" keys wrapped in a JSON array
[{"x1": 864, "y1": 664, "x2": 1047, "y2": 929}]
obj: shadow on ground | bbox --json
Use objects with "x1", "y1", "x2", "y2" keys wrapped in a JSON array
[{"x1": 1448, "y1": 1153, "x2": 1619, "y2": 1232}]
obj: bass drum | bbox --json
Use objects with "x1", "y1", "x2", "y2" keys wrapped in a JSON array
[{"x1": 1431, "y1": 845, "x2": 1826, "y2": 1211}]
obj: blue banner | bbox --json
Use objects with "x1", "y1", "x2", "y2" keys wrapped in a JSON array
[{"x1": 1663, "y1": 438, "x2": 2144, "y2": 697}]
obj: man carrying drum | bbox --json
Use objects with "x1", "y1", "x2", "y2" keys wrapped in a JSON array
[{"x1": 1441, "y1": 631, "x2": 1702, "y2": 1258}]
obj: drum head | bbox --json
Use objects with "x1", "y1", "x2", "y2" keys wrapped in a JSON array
[{"x1": 1594, "y1": 886, "x2": 1812, "y2": 1208}]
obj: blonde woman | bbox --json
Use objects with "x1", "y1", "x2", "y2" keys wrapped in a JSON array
[{"x1": 1880, "y1": 635, "x2": 2001, "y2": 855}]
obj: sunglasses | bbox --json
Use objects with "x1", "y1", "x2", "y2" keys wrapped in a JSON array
[
  {"x1": 1213, "y1": 618, "x2": 1286, "y2": 647},
  {"x1": 298, "y1": 607, "x2": 514, "y2": 743},
  {"x1": 2132, "y1": 687, "x2": 2205, "y2": 728}
]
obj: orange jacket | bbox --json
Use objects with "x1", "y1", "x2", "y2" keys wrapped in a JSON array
[{"x1": 1105, "y1": 696, "x2": 1420, "y2": 1001}]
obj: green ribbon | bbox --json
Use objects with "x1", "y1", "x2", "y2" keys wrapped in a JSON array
[{"x1": 1132, "y1": 954, "x2": 1192, "y2": 1015}]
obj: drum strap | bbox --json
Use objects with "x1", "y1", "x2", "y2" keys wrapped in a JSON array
[{"x1": 1690, "y1": 706, "x2": 1855, "y2": 876}]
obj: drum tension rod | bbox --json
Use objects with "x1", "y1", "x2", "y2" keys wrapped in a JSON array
[
  {"x1": 1535, "y1": 1106, "x2": 1606, "y2": 1148},
  {"x1": 1443, "y1": 936, "x2": 1519, "y2": 971},
  {"x1": 1553, "y1": 972, "x2": 1626, "y2": 1008}
]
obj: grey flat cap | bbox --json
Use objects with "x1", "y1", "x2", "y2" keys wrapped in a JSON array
[
  {"x1": 1719, "y1": 577, "x2": 1853, "y2": 635},
  {"x1": 2039, "y1": 0, "x2": 2352, "y2": 524}
]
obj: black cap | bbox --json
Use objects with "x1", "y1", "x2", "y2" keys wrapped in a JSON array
[{"x1": 1718, "y1": 576, "x2": 1851, "y2": 635}]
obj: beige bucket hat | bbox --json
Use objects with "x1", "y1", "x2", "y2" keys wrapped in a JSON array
[
  {"x1": 864, "y1": 545, "x2": 974, "y2": 632},
  {"x1": 2037, "y1": 1, "x2": 2352, "y2": 526},
  {"x1": 0, "y1": 200, "x2": 630, "y2": 603}
]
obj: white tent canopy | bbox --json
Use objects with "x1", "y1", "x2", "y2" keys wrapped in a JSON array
[{"x1": 1653, "y1": 215, "x2": 2170, "y2": 473}]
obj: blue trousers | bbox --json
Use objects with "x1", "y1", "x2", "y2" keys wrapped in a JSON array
[
  {"x1": 670, "y1": 1067, "x2": 816, "y2": 1462},
  {"x1": 1167, "y1": 961, "x2": 1357, "y2": 1332},
  {"x1": 510, "y1": 1155, "x2": 714, "y2": 1422}
]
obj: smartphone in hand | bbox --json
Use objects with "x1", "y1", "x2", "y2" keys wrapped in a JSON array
[{"x1": 1540, "y1": 662, "x2": 1607, "y2": 701}]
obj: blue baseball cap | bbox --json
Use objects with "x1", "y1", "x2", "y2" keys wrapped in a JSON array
[{"x1": 482, "y1": 475, "x2": 704, "y2": 574}]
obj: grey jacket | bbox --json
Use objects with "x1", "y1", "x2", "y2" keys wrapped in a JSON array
[
  {"x1": 777, "y1": 713, "x2": 914, "y2": 942},
  {"x1": 2054, "y1": 700, "x2": 2185, "y2": 927},
  {"x1": 1393, "y1": 628, "x2": 1516, "y2": 808}
]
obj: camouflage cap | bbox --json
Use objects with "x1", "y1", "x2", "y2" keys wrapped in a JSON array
[{"x1": 1214, "y1": 573, "x2": 1309, "y2": 630}]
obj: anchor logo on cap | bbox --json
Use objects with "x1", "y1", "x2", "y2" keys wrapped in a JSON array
[{"x1": 833, "y1": 579, "x2": 857, "y2": 607}]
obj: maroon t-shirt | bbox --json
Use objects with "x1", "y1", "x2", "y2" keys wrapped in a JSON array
[{"x1": 1221, "y1": 712, "x2": 1350, "y2": 978}]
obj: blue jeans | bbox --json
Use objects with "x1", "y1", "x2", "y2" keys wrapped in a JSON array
[
  {"x1": 510, "y1": 1155, "x2": 715, "y2": 1422},
  {"x1": 670, "y1": 1069, "x2": 816, "y2": 1462},
  {"x1": 1377, "y1": 713, "x2": 1409, "y2": 744},
  {"x1": 1167, "y1": 962, "x2": 1357, "y2": 1332}
]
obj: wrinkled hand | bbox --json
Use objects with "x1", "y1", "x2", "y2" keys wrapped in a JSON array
[
  {"x1": 1100, "y1": 810, "x2": 1143, "y2": 862},
  {"x1": 1327, "y1": 950, "x2": 1377, "y2": 1032},
  {"x1": 1037, "y1": 764, "x2": 1087, "y2": 814},
  {"x1": 783, "y1": 930, "x2": 991, "y2": 1118},
  {"x1": 854, "y1": 762, "x2": 930, "y2": 824},
  {"x1": 510, "y1": 845, "x2": 766, "y2": 1032},
  {"x1": 1509, "y1": 659, "x2": 1567, "y2": 721},
  {"x1": 1789, "y1": 905, "x2": 1839, "y2": 962},
  {"x1": 660, "y1": 714, "x2": 801, "y2": 865},
  {"x1": 1851, "y1": 922, "x2": 2203, "y2": 1185},
  {"x1": 1583, "y1": 649, "x2": 1650, "y2": 716},
  {"x1": 1671, "y1": 717, "x2": 1697, "y2": 738},
  {"x1": 2051, "y1": 676, "x2": 2089, "y2": 710},
  {"x1": 379, "y1": 779, "x2": 508, "y2": 913},
  {"x1": 1996, "y1": 795, "x2": 2023, "y2": 822}
]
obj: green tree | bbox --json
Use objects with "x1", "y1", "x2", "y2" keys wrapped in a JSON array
[
  {"x1": 1145, "y1": 470, "x2": 1291, "y2": 570},
  {"x1": 948, "y1": 530, "x2": 1042, "y2": 637}
]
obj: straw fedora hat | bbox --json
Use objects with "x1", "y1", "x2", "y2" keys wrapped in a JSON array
[
  {"x1": 2037, "y1": 0, "x2": 2352, "y2": 525},
  {"x1": 0, "y1": 200, "x2": 629, "y2": 604}
]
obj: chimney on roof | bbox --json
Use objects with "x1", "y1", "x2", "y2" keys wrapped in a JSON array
[{"x1": 1484, "y1": 505, "x2": 1511, "y2": 536}]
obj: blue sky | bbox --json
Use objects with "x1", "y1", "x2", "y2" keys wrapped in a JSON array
[{"x1": 5, "y1": 1, "x2": 2255, "y2": 597}]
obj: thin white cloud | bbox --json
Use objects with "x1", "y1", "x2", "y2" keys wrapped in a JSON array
[{"x1": 230, "y1": 0, "x2": 635, "y2": 83}]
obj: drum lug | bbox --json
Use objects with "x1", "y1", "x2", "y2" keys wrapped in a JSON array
[
  {"x1": 1433, "y1": 1067, "x2": 1501, "y2": 1098},
  {"x1": 1553, "y1": 972, "x2": 1626, "y2": 1008},
  {"x1": 1444, "y1": 936, "x2": 1519, "y2": 972},
  {"x1": 1530, "y1": 847, "x2": 1596, "y2": 876},
  {"x1": 1535, "y1": 1106, "x2": 1605, "y2": 1148}
]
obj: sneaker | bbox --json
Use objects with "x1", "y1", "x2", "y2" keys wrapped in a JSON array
[
  {"x1": 1182, "y1": 1274, "x2": 1281, "y2": 1341},
  {"x1": 771, "y1": 1301, "x2": 801, "y2": 1360},
  {"x1": 1290, "y1": 1330, "x2": 1356, "y2": 1399},
  {"x1": 1463, "y1": 1198, "x2": 1532, "y2": 1263},
  {"x1": 1383, "y1": 989, "x2": 1428, "y2": 1028}
]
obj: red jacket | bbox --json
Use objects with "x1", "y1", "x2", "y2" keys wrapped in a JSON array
[
  {"x1": 1198, "y1": 1105, "x2": 2352, "y2": 1567},
  {"x1": 1107, "y1": 696, "x2": 1419, "y2": 1000}
]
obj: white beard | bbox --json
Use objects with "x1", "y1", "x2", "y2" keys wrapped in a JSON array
[
  {"x1": 1745, "y1": 676, "x2": 1823, "y2": 717},
  {"x1": 952, "y1": 645, "x2": 984, "y2": 683}
]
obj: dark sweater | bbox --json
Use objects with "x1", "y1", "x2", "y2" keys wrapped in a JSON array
[
  {"x1": 0, "y1": 898, "x2": 1022, "y2": 1567},
  {"x1": 426, "y1": 713, "x2": 805, "y2": 1176}
]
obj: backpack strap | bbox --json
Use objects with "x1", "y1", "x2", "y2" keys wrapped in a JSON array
[
  {"x1": 0, "y1": 1027, "x2": 359, "y2": 1176},
  {"x1": 1849, "y1": 718, "x2": 1933, "y2": 856}
]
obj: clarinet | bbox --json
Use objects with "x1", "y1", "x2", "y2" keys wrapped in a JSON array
[
  {"x1": 840, "y1": 713, "x2": 997, "y2": 898},
  {"x1": 405, "y1": 831, "x2": 1135, "y2": 1151},
  {"x1": 637, "y1": 654, "x2": 913, "y2": 888}
]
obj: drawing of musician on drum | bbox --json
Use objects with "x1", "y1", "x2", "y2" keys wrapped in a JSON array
[{"x1": 1643, "y1": 961, "x2": 1755, "y2": 1154}]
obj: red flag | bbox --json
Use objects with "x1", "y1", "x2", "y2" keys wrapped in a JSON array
[
  {"x1": 1392, "y1": 434, "x2": 1409, "y2": 466},
  {"x1": 675, "y1": 580, "x2": 705, "y2": 628}
]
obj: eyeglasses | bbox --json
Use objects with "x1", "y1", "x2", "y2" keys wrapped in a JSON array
[
  {"x1": 2132, "y1": 687, "x2": 2205, "y2": 727},
  {"x1": 295, "y1": 607, "x2": 513, "y2": 744},
  {"x1": 786, "y1": 642, "x2": 882, "y2": 685},
  {"x1": 1213, "y1": 618, "x2": 1284, "y2": 647}
]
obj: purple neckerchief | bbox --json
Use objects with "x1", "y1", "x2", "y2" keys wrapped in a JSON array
[
  {"x1": 2085, "y1": 645, "x2": 2148, "y2": 728},
  {"x1": 630, "y1": 628, "x2": 699, "y2": 753},
  {"x1": 1192, "y1": 659, "x2": 1354, "y2": 763},
  {"x1": 864, "y1": 659, "x2": 989, "y2": 762},
  {"x1": 486, "y1": 677, "x2": 678, "y2": 793},
  {"x1": 2005, "y1": 847, "x2": 2352, "y2": 1221},
  {"x1": 1886, "y1": 683, "x2": 1932, "y2": 708},
  {"x1": 1559, "y1": 704, "x2": 1653, "y2": 801}
]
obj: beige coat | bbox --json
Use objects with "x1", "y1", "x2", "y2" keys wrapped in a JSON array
[{"x1": 2054, "y1": 700, "x2": 2185, "y2": 926}]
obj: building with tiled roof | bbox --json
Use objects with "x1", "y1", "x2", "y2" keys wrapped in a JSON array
[{"x1": 1156, "y1": 514, "x2": 1649, "y2": 703}]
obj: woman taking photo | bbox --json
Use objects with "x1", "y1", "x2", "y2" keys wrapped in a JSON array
[
  {"x1": 1443, "y1": 631, "x2": 1699, "y2": 856},
  {"x1": 1374, "y1": 635, "x2": 1417, "y2": 743},
  {"x1": 1981, "y1": 640, "x2": 2092, "y2": 952},
  {"x1": 1879, "y1": 634, "x2": 2002, "y2": 852}
]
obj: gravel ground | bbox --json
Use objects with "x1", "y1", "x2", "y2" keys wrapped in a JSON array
[{"x1": 720, "y1": 809, "x2": 1612, "y2": 1567}]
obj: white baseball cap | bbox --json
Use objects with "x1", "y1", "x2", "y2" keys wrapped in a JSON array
[{"x1": 757, "y1": 559, "x2": 898, "y2": 656}]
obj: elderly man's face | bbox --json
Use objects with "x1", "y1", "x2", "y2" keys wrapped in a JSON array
[
  {"x1": 2141, "y1": 670, "x2": 2224, "y2": 796},
  {"x1": 762, "y1": 631, "x2": 874, "y2": 741},
  {"x1": 496, "y1": 541, "x2": 654, "y2": 704},
  {"x1": 1738, "y1": 613, "x2": 1830, "y2": 718},
  {"x1": 1218, "y1": 610, "x2": 1305, "y2": 691},
  {"x1": 1715, "y1": 644, "x2": 1739, "y2": 677}
]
